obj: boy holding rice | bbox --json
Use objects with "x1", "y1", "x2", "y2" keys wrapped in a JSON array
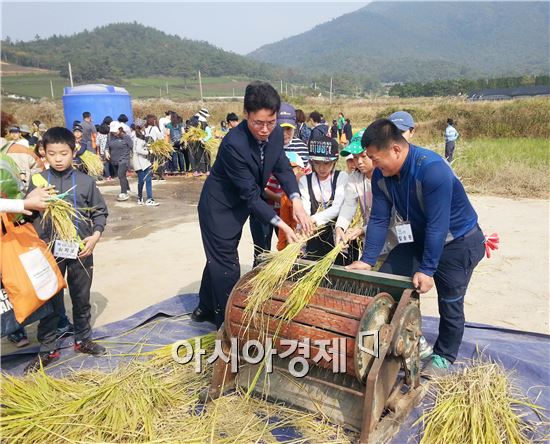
[{"x1": 25, "y1": 127, "x2": 109, "y2": 371}]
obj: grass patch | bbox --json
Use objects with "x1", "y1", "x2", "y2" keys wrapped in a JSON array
[{"x1": 425, "y1": 138, "x2": 550, "y2": 198}]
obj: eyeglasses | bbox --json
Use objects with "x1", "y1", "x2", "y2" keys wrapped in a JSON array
[{"x1": 250, "y1": 120, "x2": 277, "y2": 130}]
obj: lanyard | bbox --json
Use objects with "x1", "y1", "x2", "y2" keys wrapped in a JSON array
[
  {"x1": 48, "y1": 170, "x2": 78, "y2": 231},
  {"x1": 316, "y1": 173, "x2": 332, "y2": 209},
  {"x1": 361, "y1": 176, "x2": 369, "y2": 220},
  {"x1": 389, "y1": 176, "x2": 410, "y2": 222}
]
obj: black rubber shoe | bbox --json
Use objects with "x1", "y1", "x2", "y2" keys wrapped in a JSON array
[
  {"x1": 74, "y1": 339, "x2": 106, "y2": 356},
  {"x1": 24, "y1": 351, "x2": 61, "y2": 374},
  {"x1": 191, "y1": 307, "x2": 215, "y2": 323}
]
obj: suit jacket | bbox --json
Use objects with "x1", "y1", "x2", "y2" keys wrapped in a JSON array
[{"x1": 198, "y1": 121, "x2": 299, "y2": 239}]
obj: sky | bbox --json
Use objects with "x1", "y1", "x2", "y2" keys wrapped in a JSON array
[{"x1": 0, "y1": 1, "x2": 366, "y2": 54}]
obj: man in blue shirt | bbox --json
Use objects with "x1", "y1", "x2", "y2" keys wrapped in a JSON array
[
  {"x1": 444, "y1": 118, "x2": 459, "y2": 162},
  {"x1": 347, "y1": 119, "x2": 485, "y2": 378}
]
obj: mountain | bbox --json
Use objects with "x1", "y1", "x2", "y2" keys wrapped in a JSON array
[
  {"x1": 248, "y1": 1, "x2": 550, "y2": 83},
  {"x1": 1, "y1": 23, "x2": 287, "y2": 82}
]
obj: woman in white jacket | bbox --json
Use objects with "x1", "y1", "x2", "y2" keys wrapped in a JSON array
[{"x1": 132, "y1": 119, "x2": 159, "y2": 206}]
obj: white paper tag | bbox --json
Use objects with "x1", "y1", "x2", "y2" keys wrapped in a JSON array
[
  {"x1": 53, "y1": 240, "x2": 79, "y2": 259},
  {"x1": 18, "y1": 248, "x2": 60, "y2": 300},
  {"x1": 395, "y1": 223, "x2": 414, "y2": 244}
]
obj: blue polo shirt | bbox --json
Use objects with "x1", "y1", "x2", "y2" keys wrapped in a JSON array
[{"x1": 362, "y1": 144, "x2": 478, "y2": 275}]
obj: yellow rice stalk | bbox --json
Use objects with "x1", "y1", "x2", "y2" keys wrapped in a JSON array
[
  {"x1": 280, "y1": 243, "x2": 345, "y2": 321},
  {"x1": 42, "y1": 195, "x2": 82, "y2": 243},
  {"x1": 149, "y1": 139, "x2": 174, "y2": 160},
  {"x1": 243, "y1": 241, "x2": 305, "y2": 327},
  {"x1": 152, "y1": 157, "x2": 161, "y2": 173},
  {"x1": 204, "y1": 137, "x2": 221, "y2": 156},
  {"x1": 349, "y1": 203, "x2": 363, "y2": 229},
  {"x1": 181, "y1": 126, "x2": 206, "y2": 144},
  {"x1": 79, "y1": 150, "x2": 104, "y2": 176},
  {"x1": 416, "y1": 358, "x2": 545, "y2": 444},
  {"x1": 0, "y1": 332, "x2": 358, "y2": 443}
]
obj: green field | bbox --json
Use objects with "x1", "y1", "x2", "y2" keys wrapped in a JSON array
[{"x1": 1, "y1": 73, "x2": 251, "y2": 99}]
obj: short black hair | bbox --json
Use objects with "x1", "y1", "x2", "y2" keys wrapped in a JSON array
[
  {"x1": 361, "y1": 119, "x2": 407, "y2": 150},
  {"x1": 226, "y1": 112, "x2": 239, "y2": 122},
  {"x1": 309, "y1": 111, "x2": 321, "y2": 124},
  {"x1": 102, "y1": 116, "x2": 113, "y2": 125},
  {"x1": 165, "y1": 110, "x2": 172, "y2": 116},
  {"x1": 118, "y1": 114, "x2": 129, "y2": 123},
  {"x1": 447, "y1": 118, "x2": 454, "y2": 125},
  {"x1": 244, "y1": 81, "x2": 280, "y2": 114},
  {"x1": 82, "y1": 111, "x2": 91, "y2": 119},
  {"x1": 42, "y1": 127, "x2": 76, "y2": 151}
]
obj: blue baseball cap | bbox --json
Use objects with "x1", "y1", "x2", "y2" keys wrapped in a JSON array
[
  {"x1": 277, "y1": 102, "x2": 297, "y2": 129},
  {"x1": 388, "y1": 111, "x2": 415, "y2": 131}
]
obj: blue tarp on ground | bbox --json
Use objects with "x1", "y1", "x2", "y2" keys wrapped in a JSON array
[{"x1": 2, "y1": 293, "x2": 549, "y2": 443}]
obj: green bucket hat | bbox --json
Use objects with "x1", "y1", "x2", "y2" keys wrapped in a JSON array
[{"x1": 340, "y1": 128, "x2": 366, "y2": 156}]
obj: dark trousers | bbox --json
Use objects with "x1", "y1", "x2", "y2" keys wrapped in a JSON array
[
  {"x1": 113, "y1": 161, "x2": 130, "y2": 193},
  {"x1": 445, "y1": 141, "x2": 456, "y2": 162},
  {"x1": 190, "y1": 143, "x2": 210, "y2": 173},
  {"x1": 103, "y1": 160, "x2": 115, "y2": 178},
  {"x1": 37, "y1": 255, "x2": 94, "y2": 348},
  {"x1": 378, "y1": 226, "x2": 485, "y2": 363},
  {"x1": 198, "y1": 216, "x2": 241, "y2": 329},
  {"x1": 250, "y1": 214, "x2": 274, "y2": 267},
  {"x1": 171, "y1": 149, "x2": 186, "y2": 173},
  {"x1": 137, "y1": 167, "x2": 153, "y2": 200},
  {"x1": 182, "y1": 148, "x2": 191, "y2": 171}
]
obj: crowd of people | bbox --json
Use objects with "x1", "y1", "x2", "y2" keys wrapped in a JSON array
[{"x1": 1, "y1": 82, "x2": 470, "y2": 379}]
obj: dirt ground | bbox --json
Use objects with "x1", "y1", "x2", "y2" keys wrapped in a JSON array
[{"x1": 2, "y1": 176, "x2": 548, "y2": 353}]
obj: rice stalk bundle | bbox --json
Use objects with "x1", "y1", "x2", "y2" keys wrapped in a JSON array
[
  {"x1": 79, "y1": 150, "x2": 104, "y2": 176},
  {"x1": 149, "y1": 139, "x2": 174, "y2": 160},
  {"x1": 204, "y1": 137, "x2": 221, "y2": 156},
  {"x1": 416, "y1": 358, "x2": 546, "y2": 444},
  {"x1": 243, "y1": 241, "x2": 305, "y2": 327},
  {"x1": 349, "y1": 203, "x2": 363, "y2": 229},
  {"x1": 42, "y1": 192, "x2": 83, "y2": 243},
  {"x1": 152, "y1": 157, "x2": 161, "y2": 173},
  {"x1": 181, "y1": 126, "x2": 206, "y2": 144},
  {"x1": 280, "y1": 243, "x2": 345, "y2": 322}
]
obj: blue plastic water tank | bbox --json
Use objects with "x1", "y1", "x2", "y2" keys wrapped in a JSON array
[{"x1": 62, "y1": 84, "x2": 133, "y2": 129}]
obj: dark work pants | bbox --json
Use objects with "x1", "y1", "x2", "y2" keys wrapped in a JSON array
[
  {"x1": 113, "y1": 161, "x2": 130, "y2": 194},
  {"x1": 378, "y1": 226, "x2": 485, "y2": 363},
  {"x1": 445, "y1": 141, "x2": 456, "y2": 162},
  {"x1": 250, "y1": 214, "x2": 274, "y2": 267},
  {"x1": 171, "y1": 150, "x2": 186, "y2": 173},
  {"x1": 198, "y1": 214, "x2": 242, "y2": 329},
  {"x1": 38, "y1": 255, "x2": 94, "y2": 345}
]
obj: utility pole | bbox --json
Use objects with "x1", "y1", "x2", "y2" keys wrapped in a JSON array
[
  {"x1": 198, "y1": 70, "x2": 204, "y2": 102},
  {"x1": 285, "y1": 83, "x2": 288, "y2": 95},
  {"x1": 50, "y1": 80, "x2": 54, "y2": 99},
  {"x1": 330, "y1": 77, "x2": 333, "y2": 104},
  {"x1": 159, "y1": 87, "x2": 162, "y2": 98},
  {"x1": 280, "y1": 80, "x2": 283, "y2": 93},
  {"x1": 68, "y1": 62, "x2": 74, "y2": 87},
  {"x1": 166, "y1": 81, "x2": 169, "y2": 95},
  {"x1": 232, "y1": 87, "x2": 235, "y2": 98}
]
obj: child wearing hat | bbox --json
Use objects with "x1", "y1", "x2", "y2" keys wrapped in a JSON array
[
  {"x1": 277, "y1": 152, "x2": 306, "y2": 250},
  {"x1": 299, "y1": 134, "x2": 348, "y2": 262},
  {"x1": 335, "y1": 129, "x2": 373, "y2": 262}
]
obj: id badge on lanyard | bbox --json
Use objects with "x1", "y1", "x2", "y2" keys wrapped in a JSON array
[
  {"x1": 49, "y1": 170, "x2": 80, "y2": 257},
  {"x1": 391, "y1": 179, "x2": 414, "y2": 244}
]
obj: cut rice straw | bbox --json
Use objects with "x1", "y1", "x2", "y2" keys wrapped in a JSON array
[
  {"x1": 416, "y1": 356, "x2": 547, "y2": 444},
  {"x1": 0, "y1": 332, "x2": 356, "y2": 443},
  {"x1": 149, "y1": 139, "x2": 174, "y2": 160},
  {"x1": 79, "y1": 150, "x2": 104, "y2": 176},
  {"x1": 280, "y1": 242, "x2": 345, "y2": 322},
  {"x1": 42, "y1": 187, "x2": 84, "y2": 243}
]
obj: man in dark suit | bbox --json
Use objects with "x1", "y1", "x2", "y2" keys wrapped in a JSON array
[{"x1": 193, "y1": 82, "x2": 313, "y2": 328}]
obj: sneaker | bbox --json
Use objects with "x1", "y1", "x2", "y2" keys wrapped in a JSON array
[
  {"x1": 117, "y1": 193, "x2": 129, "y2": 201},
  {"x1": 8, "y1": 332, "x2": 30, "y2": 348},
  {"x1": 192, "y1": 171, "x2": 200, "y2": 177},
  {"x1": 145, "y1": 199, "x2": 159, "y2": 207},
  {"x1": 137, "y1": 198, "x2": 144, "y2": 205},
  {"x1": 422, "y1": 354, "x2": 451, "y2": 379},
  {"x1": 74, "y1": 338, "x2": 106, "y2": 356},
  {"x1": 24, "y1": 350, "x2": 60, "y2": 374},
  {"x1": 419, "y1": 336, "x2": 433, "y2": 361}
]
